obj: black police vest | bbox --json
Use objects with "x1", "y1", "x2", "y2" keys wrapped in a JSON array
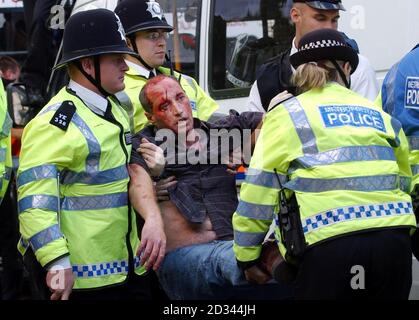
[{"x1": 256, "y1": 49, "x2": 297, "y2": 111}]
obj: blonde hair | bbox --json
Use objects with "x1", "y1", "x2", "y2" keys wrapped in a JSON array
[{"x1": 291, "y1": 61, "x2": 339, "y2": 94}]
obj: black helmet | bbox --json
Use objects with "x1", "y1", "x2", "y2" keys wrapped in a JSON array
[
  {"x1": 293, "y1": 0, "x2": 346, "y2": 11},
  {"x1": 115, "y1": 0, "x2": 173, "y2": 36},
  {"x1": 290, "y1": 28, "x2": 359, "y2": 74},
  {"x1": 54, "y1": 8, "x2": 137, "y2": 69}
]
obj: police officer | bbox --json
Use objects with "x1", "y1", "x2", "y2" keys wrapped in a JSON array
[
  {"x1": 233, "y1": 29, "x2": 416, "y2": 299},
  {"x1": 246, "y1": 0, "x2": 379, "y2": 112},
  {"x1": 0, "y1": 81, "x2": 11, "y2": 208},
  {"x1": 114, "y1": 0, "x2": 219, "y2": 134},
  {"x1": 0, "y1": 79, "x2": 24, "y2": 300},
  {"x1": 378, "y1": 44, "x2": 419, "y2": 259},
  {"x1": 17, "y1": 9, "x2": 165, "y2": 300}
]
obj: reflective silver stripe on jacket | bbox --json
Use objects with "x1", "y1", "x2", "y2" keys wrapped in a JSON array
[
  {"x1": 19, "y1": 193, "x2": 128, "y2": 213},
  {"x1": 412, "y1": 165, "x2": 419, "y2": 176},
  {"x1": 182, "y1": 74, "x2": 197, "y2": 97},
  {"x1": 284, "y1": 174, "x2": 398, "y2": 193},
  {"x1": 29, "y1": 224, "x2": 63, "y2": 252},
  {"x1": 19, "y1": 195, "x2": 58, "y2": 213},
  {"x1": 236, "y1": 200, "x2": 275, "y2": 221},
  {"x1": 0, "y1": 147, "x2": 5, "y2": 162},
  {"x1": 283, "y1": 98, "x2": 319, "y2": 154},
  {"x1": 234, "y1": 230, "x2": 267, "y2": 247},
  {"x1": 289, "y1": 145, "x2": 396, "y2": 172},
  {"x1": 61, "y1": 192, "x2": 128, "y2": 211},
  {"x1": 40, "y1": 103, "x2": 101, "y2": 172},
  {"x1": 18, "y1": 165, "x2": 58, "y2": 188},
  {"x1": 408, "y1": 136, "x2": 419, "y2": 151},
  {"x1": 60, "y1": 165, "x2": 128, "y2": 185},
  {"x1": 302, "y1": 201, "x2": 413, "y2": 235},
  {"x1": 115, "y1": 91, "x2": 135, "y2": 134},
  {"x1": 245, "y1": 168, "x2": 286, "y2": 190},
  {"x1": 400, "y1": 176, "x2": 412, "y2": 193},
  {"x1": 0, "y1": 112, "x2": 12, "y2": 138}
]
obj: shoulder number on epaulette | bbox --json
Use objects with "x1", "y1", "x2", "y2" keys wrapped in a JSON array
[{"x1": 49, "y1": 101, "x2": 76, "y2": 131}]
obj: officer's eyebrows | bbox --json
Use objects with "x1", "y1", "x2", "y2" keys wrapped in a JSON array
[{"x1": 313, "y1": 12, "x2": 340, "y2": 21}]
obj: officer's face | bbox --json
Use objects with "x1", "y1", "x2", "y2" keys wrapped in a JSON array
[
  {"x1": 99, "y1": 54, "x2": 129, "y2": 94},
  {"x1": 134, "y1": 28, "x2": 168, "y2": 69},
  {"x1": 292, "y1": 4, "x2": 340, "y2": 44},
  {"x1": 145, "y1": 78, "x2": 193, "y2": 134}
]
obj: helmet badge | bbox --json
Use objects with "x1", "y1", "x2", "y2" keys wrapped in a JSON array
[
  {"x1": 146, "y1": 1, "x2": 164, "y2": 20},
  {"x1": 114, "y1": 13, "x2": 127, "y2": 41}
]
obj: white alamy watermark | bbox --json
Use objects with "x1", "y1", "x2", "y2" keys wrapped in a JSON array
[
  {"x1": 153, "y1": 126, "x2": 258, "y2": 166},
  {"x1": 349, "y1": 5, "x2": 366, "y2": 30},
  {"x1": 49, "y1": 265, "x2": 67, "y2": 290},
  {"x1": 350, "y1": 265, "x2": 365, "y2": 290}
]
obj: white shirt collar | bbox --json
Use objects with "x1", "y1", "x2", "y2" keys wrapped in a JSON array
[
  {"x1": 126, "y1": 60, "x2": 156, "y2": 78},
  {"x1": 290, "y1": 38, "x2": 299, "y2": 73},
  {"x1": 67, "y1": 80, "x2": 108, "y2": 115},
  {"x1": 291, "y1": 37, "x2": 298, "y2": 56}
]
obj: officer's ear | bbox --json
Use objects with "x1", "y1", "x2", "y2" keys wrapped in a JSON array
[
  {"x1": 126, "y1": 37, "x2": 134, "y2": 50},
  {"x1": 290, "y1": 5, "x2": 302, "y2": 25},
  {"x1": 343, "y1": 61, "x2": 352, "y2": 77},
  {"x1": 80, "y1": 57, "x2": 95, "y2": 76}
]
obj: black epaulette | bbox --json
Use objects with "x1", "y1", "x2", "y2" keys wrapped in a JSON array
[{"x1": 49, "y1": 101, "x2": 76, "y2": 131}]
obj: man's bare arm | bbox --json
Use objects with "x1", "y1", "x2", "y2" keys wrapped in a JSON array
[{"x1": 129, "y1": 163, "x2": 166, "y2": 271}]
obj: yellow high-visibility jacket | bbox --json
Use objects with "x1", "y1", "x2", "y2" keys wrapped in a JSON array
[
  {"x1": 233, "y1": 83, "x2": 416, "y2": 265},
  {"x1": 18, "y1": 87, "x2": 144, "y2": 290}
]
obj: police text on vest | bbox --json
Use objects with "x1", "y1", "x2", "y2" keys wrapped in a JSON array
[{"x1": 320, "y1": 105, "x2": 386, "y2": 132}]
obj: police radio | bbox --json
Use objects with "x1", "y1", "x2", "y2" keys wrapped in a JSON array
[{"x1": 274, "y1": 169, "x2": 307, "y2": 266}]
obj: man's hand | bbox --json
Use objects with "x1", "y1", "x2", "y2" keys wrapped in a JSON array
[
  {"x1": 138, "y1": 138, "x2": 165, "y2": 177},
  {"x1": 46, "y1": 267, "x2": 75, "y2": 300},
  {"x1": 155, "y1": 176, "x2": 177, "y2": 202},
  {"x1": 137, "y1": 214, "x2": 166, "y2": 271},
  {"x1": 243, "y1": 265, "x2": 272, "y2": 285}
]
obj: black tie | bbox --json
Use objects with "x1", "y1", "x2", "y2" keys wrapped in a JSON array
[
  {"x1": 104, "y1": 101, "x2": 114, "y2": 121},
  {"x1": 148, "y1": 71, "x2": 155, "y2": 79}
]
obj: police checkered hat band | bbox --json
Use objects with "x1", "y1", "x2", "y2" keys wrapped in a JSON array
[{"x1": 290, "y1": 29, "x2": 359, "y2": 73}]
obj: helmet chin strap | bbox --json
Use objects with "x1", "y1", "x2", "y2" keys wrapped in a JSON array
[
  {"x1": 330, "y1": 60, "x2": 351, "y2": 89},
  {"x1": 128, "y1": 35, "x2": 154, "y2": 71},
  {"x1": 74, "y1": 56, "x2": 111, "y2": 97}
]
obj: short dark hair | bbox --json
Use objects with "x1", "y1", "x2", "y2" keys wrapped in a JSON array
[
  {"x1": 139, "y1": 74, "x2": 182, "y2": 113},
  {"x1": 0, "y1": 56, "x2": 20, "y2": 73}
]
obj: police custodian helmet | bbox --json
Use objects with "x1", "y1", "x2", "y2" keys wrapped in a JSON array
[
  {"x1": 293, "y1": 0, "x2": 346, "y2": 11},
  {"x1": 54, "y1": 8, "x2": 137, "y2": 69},
  {"x1": 115, "y1": 0, "x2": 173, "y2": 36},
  {"x1": 290, "y1": 28, "x2": 359, "y2": 74}
]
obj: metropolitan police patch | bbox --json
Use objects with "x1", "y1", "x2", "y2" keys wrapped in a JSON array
[
  {"x1": 405, "y1": 77, "x2": 419, "y2": 109},
  {"x1": 319, "y1": 105, "x2": 386, "y2": 132}
]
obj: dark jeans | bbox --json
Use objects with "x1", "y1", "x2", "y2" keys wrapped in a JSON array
[
  {"x1": 157, "y1": 240, "x2": 294, "y2": 300},
  {"x1": 295, "y1": 228, "x2": 412, "y2": 300}
]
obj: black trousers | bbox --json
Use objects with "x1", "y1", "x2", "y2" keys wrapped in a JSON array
[
  {"x1": 70, "y1": 273, "x2": 152, "y2": 301},
  {"x1": 0, "y1": 178, "x2": 24, "y2": 300},
  {"x1": 294, "y1": 228, "x2": 412, "y2": 300}
]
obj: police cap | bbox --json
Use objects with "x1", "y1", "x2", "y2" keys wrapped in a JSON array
[
  {"x1": 115, "y1": 0, "x2": 173, "y2": 36},
  {"x1": 55, "y1": 9, "x2": 137, "y2": 69},
  {"x1": 293, "y1": 0, "x2": 346, "y2": 11},
  {"x1": 290, "y1": 28, "x2": 359, "y2": 73}
]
